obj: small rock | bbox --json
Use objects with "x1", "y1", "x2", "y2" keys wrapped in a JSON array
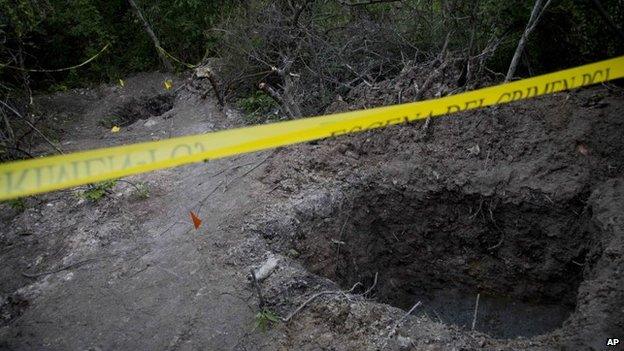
[
  {"x1": 288, "y1": 249, "x2": 300, "y2": 258},
  {"x1": 467, "y1": 144, "x2": 480, "y2": 156},
  {"x1": 253, "y1": 255, "x2": 279, "y2": 281},
  {"x1": 144, "y1": 118, "x2": 158, "y2": 127}
]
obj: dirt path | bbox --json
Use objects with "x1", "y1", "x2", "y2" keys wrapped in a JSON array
[{"x1": 1, "y1": 73, "x2": 277, "y2": 350}]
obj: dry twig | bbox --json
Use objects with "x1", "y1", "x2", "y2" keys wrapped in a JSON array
[
  {"x1": 471, "y1": 293, "x2": 480, "y2": 331},
  {"x1": 0, "y1": 100, "x2": 64, "y2": 155},
  {"x1": 281, "y1": 282, "x2": 362, "y2": 323},
  {"x1": 22, "y1": 255, "x2": 116, "y2": 278},
  {"x1": 381, "y1": 300, "x2": 422, "y2": 350}
]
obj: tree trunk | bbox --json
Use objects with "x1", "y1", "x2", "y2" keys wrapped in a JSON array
[
  {"x1": 505, "y1": 0, "x2": 551, "y2": 82},
  {"x1": 127, "y1": 0, "x2": 173, "y2": 72}
]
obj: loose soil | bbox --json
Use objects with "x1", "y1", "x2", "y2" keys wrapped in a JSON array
[
  {"x1": 1, "y1": 71, "x2": 623, "y2": 351},
  {"x1": 258, "y1": 85, "x2": 624, "y2": 350}
]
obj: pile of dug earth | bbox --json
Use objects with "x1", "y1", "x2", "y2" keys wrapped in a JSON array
[{"x1": 251, "y1": 85, "x2": 624, "y2": 350}]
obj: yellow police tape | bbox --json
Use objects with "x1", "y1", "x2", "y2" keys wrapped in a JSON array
[{"x1": 1, "y1": 56, "x2": 623, "y2": 201}]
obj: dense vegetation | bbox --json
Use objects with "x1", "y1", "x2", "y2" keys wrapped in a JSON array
[
  {"x1": 0, "y1": 0, "x2": 622, "y2": 159},
  {"x1": 1, "y1": 1, "x2": 622, "y2": 88},
  {"x1": 0, "y1": 0, "x2": 232, "y2": 88}
]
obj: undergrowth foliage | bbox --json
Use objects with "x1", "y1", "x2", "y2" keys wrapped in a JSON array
[
  {"x1": 255, "y1": 308, "x2": 280, "y2": 332},
  {"x1": 80, "y1": 180, "x2": 117, "y2": 202},
  {"x1": 0, "y1": 0, "x2": 622, "y2": 159},
  {"x1": 1, "y1": 0, "x2": 621, "y2": 90},
  {"x1": 132, "y1": 182, "x2": 150, "y2": 199},
  {"x1": 236, "y1": 90, "x2": 279, "y2": 122},
  {"x1": 213, "y1": 0, "x2": 624, "y2": 119}
]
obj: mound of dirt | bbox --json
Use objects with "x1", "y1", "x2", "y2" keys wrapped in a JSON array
[{"x1": 254, "y1": 86, "x2": 624, "y2": 350}]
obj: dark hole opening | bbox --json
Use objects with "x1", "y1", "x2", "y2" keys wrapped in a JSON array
[
  {"x1": 289, "y1": 189, "x2": 594, "y2": 338},
  {"x1": 101, "y1": 93, "x2": 174, "y2": 128}
]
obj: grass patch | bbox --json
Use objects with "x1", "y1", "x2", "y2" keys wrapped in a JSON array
[
  {"x1": 80, "y1": 180, "x2": 117, "y2": 202},
  {"x1": 132, "y1": 182, "x2": 150, "y2": 199},
  {"x1": 254, "y1": 308, "x2": 280, "y2": 332},
  {"x1": 236, "y1": 91, "x2": 278, "y2": 123}
]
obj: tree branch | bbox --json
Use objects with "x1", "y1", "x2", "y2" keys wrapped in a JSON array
[
  {"x1": 127, "y1": 0, "x2": 173, "y2": 72},
  {"x1": 505, "y1": 0, "x2": 552, "y2": 82}
]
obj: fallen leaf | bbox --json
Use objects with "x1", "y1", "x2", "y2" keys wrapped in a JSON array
[
  {"x1": 118, "y1": 79, "x2": 125, "y2": 87},
  {"x1": 111, "y1": 126, "x2": 120, "y2": 133},
  {"x1": 164, "y1": 79, "x2": 173, "y2": 91},
  {"x1": 190, "y1": 211, "x2": 202, "y2": 229}
]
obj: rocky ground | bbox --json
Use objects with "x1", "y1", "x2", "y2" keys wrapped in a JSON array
[{"x1": 1, "y1": 72, "x2": 623, "y2": 350}]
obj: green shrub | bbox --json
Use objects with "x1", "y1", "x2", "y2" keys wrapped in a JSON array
[
  {"x1": 236, "y1": 91, "x2": 278, "y2": 123},
  {"x1": 254, "y1": 308, "x2": 280, "y2": 332},
  {"x1": 81, "y1": 180, "x2": 117, "y2": 202},
  {"x1": 132, "y1": 182, "x2": 150, "y2": 199}
]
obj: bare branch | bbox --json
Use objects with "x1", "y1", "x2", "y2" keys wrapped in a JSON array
[
  {"x1": 127, "y1": 0, "x2": 173, "y2": 72},
  {"x1": 505, "y1": 0, "x2": 552, "y2": 82},
  {"x1": 0, "y1": 100, "x2": 64, "y2": 155}
]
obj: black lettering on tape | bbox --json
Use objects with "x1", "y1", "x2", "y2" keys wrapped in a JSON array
[
  {"x1": 405, "y1": 113, "x2": 421, "y2": 122},
  {"x1": 496, "y1": 92, "x2": 512, "y2": 104},
  {"x1": 33, "y1": 167, "x2": 44, "y2": 188},
  {"x1": 581, "y1": 68, "x2": 610, "y2": 86},
  {"x1": 526, "y1": 86, "x2": 539, "y2": 98},
  {"x1": 349, "y1": 125, "x2": 363, "y2": 133},
  {"x1": 366, "y1": 121, "x2": 384, "y2": 130},
  {"x1": 446, "y1": 105, "x2": 461, "y2": 114},
  {"x1": 498, "y1": 86, "x2": 540, "y2": 103},
  {"x1": 582, "y1": 73, "x2": 594, "y2": 86},
  {"x1": 464, "y1": 98, "x2": 485, "y2": 110},
  {"x1": 71, "y1": 162, "x2": 80, "y2": 182},
  {"x1": 330, "y1": 129, "x2": 347, "y2": 138},
  {"x1": 83, "y1": 157, "x2": 109, "y2": 176},
  {"x1": 55, "y1": 163, "x2": 70, "y2": 183},
  {"x1": 121, "y1": 154, "x2": 134, "y2": 170},
  {"x1": 193, "y1": 142, "x2": 205, "y2": 153},
  {"x1": 170, "y1": 144, "x2": 193, "y2": 158},
  {"x1": 4, "y1": 169, "x2": 29, "y2": 193}
]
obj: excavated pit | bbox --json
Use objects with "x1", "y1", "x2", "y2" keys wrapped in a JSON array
[
  {"x1": 282, "y1": 187, "x2": 596, "y2": 339},
  {"x1": 101, "y1": 93, "x2": 175, "y2": 127}
]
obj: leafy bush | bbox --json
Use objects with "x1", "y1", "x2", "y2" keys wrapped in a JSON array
[{"x1": 236, "y1": 91, "x2": 278, "y2": 122}]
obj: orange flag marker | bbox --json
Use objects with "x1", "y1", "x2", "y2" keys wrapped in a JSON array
[{"x1": 190, "y1": 211, "x2": 202, "y2": 229}]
